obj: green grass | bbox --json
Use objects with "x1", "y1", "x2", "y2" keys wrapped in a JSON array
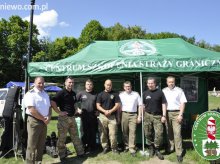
[
  {"x1": 0, "y1": 95, "x2": 220, "y2": 163},
  {"x1": 208, "y1": 94, "x2": 220, "y2": 110},
  {"x1": 47, "y1": 111, "x2": 58, "y2": 135},
  {"x1": 85, "y1": 151, "x2": 148, "y2": 164},
  {"x1": 166, "y1": 148, "x2": 209, "y2": 164}
]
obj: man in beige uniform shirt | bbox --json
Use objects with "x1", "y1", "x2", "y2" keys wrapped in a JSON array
[
  {"x1": 163, "y1": 76, "x2": 187, "y2": 163},
  {"x1": 119, "y1": 81, "x2": 142, "y2": 157}
]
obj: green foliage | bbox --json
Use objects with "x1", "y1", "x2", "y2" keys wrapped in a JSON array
[
  {"x1": 127, "y1": 25, "x2": 146, "y2": 39},
  {"x1": 106, "y1": 23, "x2": 129, "y2": 40},
  {"x1": 79, "y1": 20, "x2": 107, "y2": 46},
  {"x1": 0, "y1": 16, "x2": 39, "y2": 87},
  {"x1": 32, "y1": 36, "x2": 78, "y2": 62},
  {"x1": 106, "y1": 23, "x2": 146, "y2": 41},
  {"x1": 212, "y1": 45, "x2": 220, "y2": 52},
  {"x1": 196, "y1": 40, "x2": 212, "y2": 50}
]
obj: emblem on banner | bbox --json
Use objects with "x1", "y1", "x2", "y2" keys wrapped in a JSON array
[
  {"x1": 192, "y1": 111, "x2": 220, "y2": 160},
  {"x1": 119, "y1": 40, "x2": 157, "y2": 56}
]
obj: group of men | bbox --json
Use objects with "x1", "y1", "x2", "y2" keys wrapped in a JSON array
[{"x1": 24, "y1": 75, "x2": 187, "y2": 164}]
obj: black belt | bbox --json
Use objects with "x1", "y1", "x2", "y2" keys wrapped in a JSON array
[
  {"x1": 146, "y1": 111, "x2": 162, "y2": 115},
  {"x1": 123, "y1": 111, "x2": 137, "y2": 114},
  {"x1": 27, "y1": 114, "x2": 43, "y2": 122},
  {"x1": 167, "y1": 110, "x2": 179, "y2": 112}
]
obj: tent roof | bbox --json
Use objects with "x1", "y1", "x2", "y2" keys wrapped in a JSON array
[
  {"x1": 28, "y1": 38, "x2": 220, "y2": 77},
  {"x1": 5, "y1": 81, "x2": 62, "y2": 92},
  {"x1": 6, "y1": 81, "x2": 34, "y2": 88}
]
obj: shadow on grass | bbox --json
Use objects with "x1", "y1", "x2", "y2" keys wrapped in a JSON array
[
  {"x1": 51, "y1": 148, "x2": 103, "y2": 164},
  {"x1": 51, "y1": 155, "x2": 88, "y2": 164}
]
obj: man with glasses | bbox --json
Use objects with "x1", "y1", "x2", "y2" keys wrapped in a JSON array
[{"x1": 51, "y1": 76, "x2": 84, "y2": 162}]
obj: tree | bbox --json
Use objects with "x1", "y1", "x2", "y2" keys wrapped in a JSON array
[
  {"x1": 0, "y1": 16, "x2": 39, "y2": 87},
  {"x1": 212, "y1": 45, "x2": 220, "y2": 52},
  {"x1": 106, "y1": 23, "x2": 129, "y2": 40},
  {"x1": 32, "y1": 36, "x2": 78, "y2": 62},
  {"x1": 196, "y1": 40, "x2": 212, "y2": 50},
  {"x1": 126, "y1": 25, "x2": 146, "y2": 39},
  {"x1": 78, "y1": 20, "x2": 107, "y2": 48}
]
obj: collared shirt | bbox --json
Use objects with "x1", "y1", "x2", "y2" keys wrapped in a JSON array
[
  {"x1": 119, "y1": 91, "x2": 142, "y2": 113},
  {"x1": 162, "y1": 86, "x2": 187, "y2": 111},
  {"x1": 52, "y1": 88, "x2": 77, "y2": 117},
  {"x1": 24, "y1": 87, "x2": 51, "y2": 117}
]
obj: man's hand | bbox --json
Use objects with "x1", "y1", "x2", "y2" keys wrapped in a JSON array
[
  {"x1": 59, "y1": 111, "x2": 68, "y2": 116},
  {"x1": 177, "y1": 115, "x2": 183, "y2": 123},
  {"x1": 44, "y1": 116, "x2": 50, "y2": 125},
  {"x1": 77, "y1": 108, "x2": 83, "y2": 114},
  {"x1": 161, "y1": 116, "x2": 166, "y2": 123},
  {"x1": 104, "y1": 110, "x2": 111, "y2": 117},
  {"x1": 95, "y1": 110, "x2": 100, "y2": 116},
  {"x1": 137, "y1": 117, "x2": 142, "y2": 124}
]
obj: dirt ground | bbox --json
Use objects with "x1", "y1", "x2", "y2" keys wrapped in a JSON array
[{"x1": 44, "y1": 155, "x2": 178, "y2": 164}]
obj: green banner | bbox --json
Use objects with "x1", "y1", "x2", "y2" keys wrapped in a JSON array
[{"x1": 28, "y1": 38, "x2": 220, "y2": 77}]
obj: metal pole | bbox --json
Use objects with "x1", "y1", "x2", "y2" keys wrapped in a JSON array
[
  {"x1": 23, "y1": 0, "x2": 35, "y2": 156},
  {"x1": 25, "y1": 0, "x2": 35, "y2": 93},
  {"x1": 139, "y1": 72, "x2": 149, "y2": 156},
  {"x1": 140, "y1": 72, "x2": 144, "y2": 151}
]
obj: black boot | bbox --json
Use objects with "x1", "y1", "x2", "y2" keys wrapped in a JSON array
[
  {"x1": 148, "y1": 145, "x2": 155, "y2": 157},
  {"x1": 155, "y1": 148, "x2": 164, "y2": 160},
  {"x1": 177, "y1": 155, "x2": 183, "y2": 163}
]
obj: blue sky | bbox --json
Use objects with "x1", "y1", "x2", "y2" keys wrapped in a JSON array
[{"x1": 0, "y1": 0, "x2": 219, "y2": 45}]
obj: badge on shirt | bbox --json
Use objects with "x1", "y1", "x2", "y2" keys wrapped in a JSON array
[
  {"x1": 82, "y1": 95, "x2": 87, "y2": 99},
  {"x1": 145, "y1": 96, "x2": 151, "y2": 99},
  {"x1": 110, "y1": 95, "x2": 114, "y2": 99}
]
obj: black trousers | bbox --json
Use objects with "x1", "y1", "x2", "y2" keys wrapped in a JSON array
[{"x1": 81, "y1": 111, "x2": 98, "y2": 150}]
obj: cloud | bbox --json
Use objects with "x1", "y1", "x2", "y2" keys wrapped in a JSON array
[
  {"x1": 59, "y1": 21, "x2": 70, "y2": 27},
  {"x1": 23, "y1": 10, "x2": 58, "y2": 37}
]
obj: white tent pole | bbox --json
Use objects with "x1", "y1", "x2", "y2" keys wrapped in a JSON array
[{"x1": 139, "y1": 72, "x2": 145, "y2": 153}]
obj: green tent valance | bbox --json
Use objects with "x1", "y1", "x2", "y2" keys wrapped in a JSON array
[{"x1": 28, "y1": 38, "x2": 220, "y2": 77}]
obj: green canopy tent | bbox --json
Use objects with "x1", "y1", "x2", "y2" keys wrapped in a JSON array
[
  {"x1": 29, "y1": 38, "x2": 220, "y2": 76},
  {"x1": 28, "y1": 38, "x2": 220, "y2": 143},
  {"x1": 28, "y1": 37, "x2": 220, "y2": 115}
]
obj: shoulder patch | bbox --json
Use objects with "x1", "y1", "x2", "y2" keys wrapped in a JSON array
[{"x1": 29, "y1": 89, "x2": 35, "y2": 93}]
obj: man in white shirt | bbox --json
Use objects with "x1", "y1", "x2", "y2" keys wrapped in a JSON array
[
  {"x1": 162, "y1": 76, "x2": 187, "y2": 163},
  {"x1": 24, "y1": 76, "x2": 51, "y2": 164},
  {"x1": 119, "y1": 81, "x2": 142, "y2": 157}
]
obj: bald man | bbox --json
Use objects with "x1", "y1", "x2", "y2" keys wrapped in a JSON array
[{"x1": 96, "y1": 79, "x2": 120, "y2": 154}]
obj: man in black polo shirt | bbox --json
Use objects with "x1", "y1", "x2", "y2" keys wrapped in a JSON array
[
  {"x1": 51, "y1": 76, "x2": 84, "y2": 162},
  {"x1": 96, "y1": 79, "x2": 120, "y2": 154},
  {"x1": 143, "y1": 77, "x2": 167, "y2": 160},
  {"x1": 76, "y1": 79, "x2": 98, "y2": 153}
]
